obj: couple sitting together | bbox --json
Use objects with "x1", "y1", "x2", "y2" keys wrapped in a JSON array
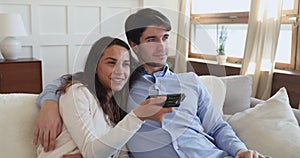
[{"x1": 33, "y1": 8, "x2": 270, "y2": 158}]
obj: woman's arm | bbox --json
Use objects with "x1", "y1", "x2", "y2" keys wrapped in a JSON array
[
  {"x1": 60, "y1": 84, "x2": 144, "y2": 158},
  {"x1": 113, "y1": 146, "x2": 130, "y2": 158}
]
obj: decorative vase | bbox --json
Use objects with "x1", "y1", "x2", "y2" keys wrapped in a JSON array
[
  {"x1": 0, "y1": 37, "x2": 22, "y2": 59},
  {"x1": 216, "y1": 55, "x2": 227, "y2": 65}
]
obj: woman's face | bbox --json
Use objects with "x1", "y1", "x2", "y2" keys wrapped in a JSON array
[{"x1": 97, "y1": 45, "x2": 130, "y2": 92}]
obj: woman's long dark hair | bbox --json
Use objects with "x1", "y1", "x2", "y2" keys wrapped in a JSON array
[{"x1": 57, "y1": 36, "x2": 136, "y2": 124}]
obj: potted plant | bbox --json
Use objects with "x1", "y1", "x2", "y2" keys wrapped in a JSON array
[{"x1": 216, "y1": 26, "x2": 228, "y2": 65}]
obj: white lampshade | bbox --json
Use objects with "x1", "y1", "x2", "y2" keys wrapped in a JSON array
[{"x1": 0, "y1": 13, "x2": 27, "y2": 59}]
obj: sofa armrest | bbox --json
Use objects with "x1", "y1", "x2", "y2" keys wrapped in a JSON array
[
  {"x1": 293, "y1": 108, "x2": 300, "y2": 126},
  {"x1": 0, "y1": 93, "x2": 39, "y2": 158}
]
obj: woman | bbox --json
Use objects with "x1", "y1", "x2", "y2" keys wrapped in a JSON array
[{"x1": 37, "y1": 36, "x2": 172, "y2": 158}]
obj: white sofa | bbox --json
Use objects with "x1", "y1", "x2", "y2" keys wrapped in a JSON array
[{"x1": 1, "y1": 75, "x2": 300, "y2": 158}]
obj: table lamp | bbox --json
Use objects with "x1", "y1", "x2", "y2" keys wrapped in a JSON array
[{"x1": 0, "y1": 13, "x2": 27, "y2": 59}]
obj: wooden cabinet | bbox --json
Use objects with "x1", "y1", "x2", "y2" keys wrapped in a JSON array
[
  {"x1": 272, "y1": 72, "x2": 300, "y2": 109},
  {"x1": 0, "y1": 58, "x2": 42, "y2": 94}
]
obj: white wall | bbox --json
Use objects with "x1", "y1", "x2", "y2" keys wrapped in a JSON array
[
  {"x1": 0, "y1": 0, "x2": 179, "y2": 86},
  {"x1": 142, "y1": 0, "x2": 179, "y2": 56}
]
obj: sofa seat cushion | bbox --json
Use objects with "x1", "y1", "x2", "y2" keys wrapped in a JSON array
[
  {"x1": 0, "y1": 93, "x2": 39, "y2": 158},
  {"x1": 225, "y1": 87, "x2": 300, "y2": 158}
]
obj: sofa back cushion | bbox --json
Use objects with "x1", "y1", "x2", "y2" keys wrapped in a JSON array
[
  {"x1": 0, "y1": 93, "x2": 39, "y2": 158},
  {"x1": 220, "y1": 75, "x2": 252, "y2": 115},
  {"x1": 199, "y1": 75, "x2": 226, "y2": 115}
]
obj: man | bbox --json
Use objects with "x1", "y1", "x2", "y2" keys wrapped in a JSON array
[{"x1": 34, "y1": 8, "x2": 270, "y2": 158}]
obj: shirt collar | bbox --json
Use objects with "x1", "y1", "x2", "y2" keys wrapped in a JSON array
[{"x1": 135, "y1": 64, "x2": 173, "y2": 77}]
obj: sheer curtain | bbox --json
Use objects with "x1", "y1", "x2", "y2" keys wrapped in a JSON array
[
  {"x1": 174, "y1": 0, "x2": 190, "y2": 73},
  {"x1": 240, "y1": 0, "x2": 283, "y2": 99}
]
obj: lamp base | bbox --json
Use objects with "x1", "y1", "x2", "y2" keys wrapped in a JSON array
[{"x1": 0, "y1": 37, "x2": 22, "y2": 59}]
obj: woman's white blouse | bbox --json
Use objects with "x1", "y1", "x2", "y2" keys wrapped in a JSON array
[{"x1": 37, "y1": 83, "x2": 144, "y2": 158}]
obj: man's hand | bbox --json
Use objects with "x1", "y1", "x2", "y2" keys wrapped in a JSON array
[
  {"x1": 133, "y1": 96, "x2": 173, "y2": 122},
  {"x1": 236, "y1": 149, "x2": 271, "y2": 158},
  {"x1": 33, "y1": 100, "x2": 62, "y2": 152},
  {"x1": 63, "y1": 153, "x2": 83, "y2": 158}
]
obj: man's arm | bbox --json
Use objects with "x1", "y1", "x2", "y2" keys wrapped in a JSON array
[
  {"x1": 195, "y1": 77, "x2": 247, "y2": 156},
  {"x1": 33, "y1": 76, "x2": 66, "y2": 152},
  {"x1": 37, "y1": 76, "x2": 66, "y2": 107}
]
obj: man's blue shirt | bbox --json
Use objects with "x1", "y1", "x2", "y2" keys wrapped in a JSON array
[{"x1": 127, "y1": 65, "x2": 247, "y2": 158}]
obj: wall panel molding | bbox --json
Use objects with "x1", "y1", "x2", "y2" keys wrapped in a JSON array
[
  {"x1": 0, "y1": 0, "x2": 179, "y2": 87},
  {"x1": 0, "y1": 0, "x2": 141, "y2": 86}
]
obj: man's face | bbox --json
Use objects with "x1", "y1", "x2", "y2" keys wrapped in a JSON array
[{"x1": 131, "y1": 26, "x2": 169, "y2": 71}]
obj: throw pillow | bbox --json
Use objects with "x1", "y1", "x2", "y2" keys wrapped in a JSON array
[{"x1": 226, "y1": 87, "x2": 300, "y2": 158}]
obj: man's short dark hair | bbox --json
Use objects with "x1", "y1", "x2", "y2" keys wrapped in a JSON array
[{"x1": 125, "y1": 8, "x2": 171, "y2": 45}]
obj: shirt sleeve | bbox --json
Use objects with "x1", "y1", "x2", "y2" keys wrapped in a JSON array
[
  {"x1": 60, "y1": 84, "x2": 144, "y2": 158},
  {"x1": 37, "y1": 76, "x2": 67, "y2": 107},
  {"x1": 112, "y1": 145, "x2": 130, "y2": 158},
  {"x1": 196, "y1": 77, "x2": 247, "y2": 156}
]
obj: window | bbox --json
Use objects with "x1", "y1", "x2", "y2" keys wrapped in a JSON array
[{"x1": 190, "y1": 0, "x2": 299, "y2": 71}]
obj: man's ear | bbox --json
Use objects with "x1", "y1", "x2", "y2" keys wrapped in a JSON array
[
  {"x1": 129, "y1": 40, "x2": 138, "y2": 54},
  {"x1": 129, "y1": 40, "x2": 136, "y2": 48}
]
